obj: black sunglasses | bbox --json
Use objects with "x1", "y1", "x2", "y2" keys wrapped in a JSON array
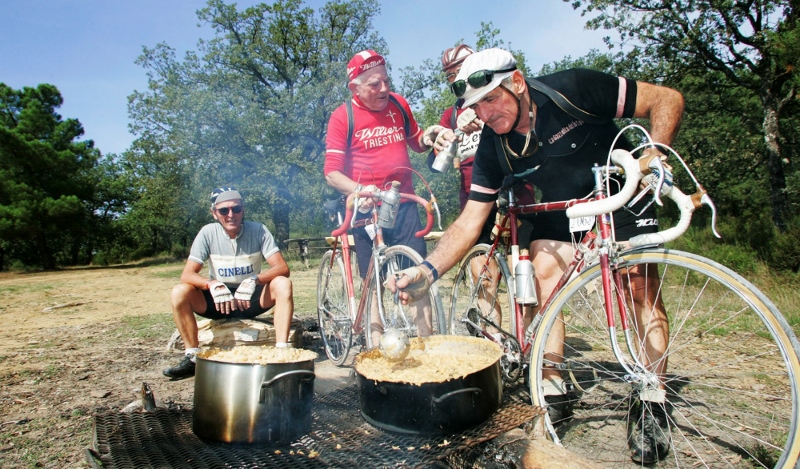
[
  {"x1": 450, "y1": 66, "x2": 516, "y2": 98},
  {"x1": 216, "y1": 205, "x2": 243, "y2": 216}
]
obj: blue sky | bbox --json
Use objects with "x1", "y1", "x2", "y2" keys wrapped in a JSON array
[{"x1": 1, "y1": 0, "x2": 608, "y2": 155}]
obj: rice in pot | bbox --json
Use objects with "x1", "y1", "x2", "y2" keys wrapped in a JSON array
[
  {"x1": 355, "y1": 335, "x2": 502, "y2": 384},
  {"x1": 198, "y1": 346, "x2": 317, "y2": 364}
]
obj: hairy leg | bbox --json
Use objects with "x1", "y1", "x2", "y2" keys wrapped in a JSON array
[{"x1": 170, "y1": 283, "x2": 208, "y2": 349}]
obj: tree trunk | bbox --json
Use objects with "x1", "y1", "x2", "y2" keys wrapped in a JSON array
[
  {"x1": 151, "y1": 227, "x2": 159, "y2": 257},
  {"x1": 762, "y1": 98, "x2": 788, "y2": 231},
  {"x1": 70, "y1": 239, "x2": 81, "y2": 265},
  {"x1": 272, "y1": 201, "x2": 291, "y2": 251},
  {"x1": 37, "y1": 232, "x2": 56, "y2": 270}
]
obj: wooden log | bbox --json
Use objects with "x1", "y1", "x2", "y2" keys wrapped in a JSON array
[
  {"x1": 522, "y1": 437, "x2": 603, "y2": 469},
  {"x1": 522, "y1": 412, "x2": 603, "y2": 469}
]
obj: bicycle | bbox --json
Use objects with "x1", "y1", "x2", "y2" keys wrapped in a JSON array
[
  {"x1": 448, "y1": 130, "x2": 800, "y2": 467},
  {"x1": 317, "y1": 180, "x2": 446, "y2": 366}
]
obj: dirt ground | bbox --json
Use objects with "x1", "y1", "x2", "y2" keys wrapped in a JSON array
[{"x1": 0, "y1": 262, "x2": 321, "y2": 468}]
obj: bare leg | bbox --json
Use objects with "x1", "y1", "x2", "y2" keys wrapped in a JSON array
[
  {"x1": 260, "y1": 276, "x2": 294, "y2": 344},
  {"x1": 528, "y1": 240, "x2": 575, "y2": 384},
  {"x1": 368, "y1": 285, "x2": 383, "y2": 346},
  {"x1": 410, "y1": 296, "x2": 433, "y2": 336},
  {"x1": 622, "y1": 264, "x2": 669, "y2": 378},
  {"x1": 170, "y1": 283, "x2": 208, "y2": 349}
]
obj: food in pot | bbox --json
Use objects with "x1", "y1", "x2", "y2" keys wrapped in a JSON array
[
  {"x1": 355, "y1": 335, "x2": 502, "y2": 385},
  {"x1": 197, "y1": 346, "x2": 317, "y2": 364}
]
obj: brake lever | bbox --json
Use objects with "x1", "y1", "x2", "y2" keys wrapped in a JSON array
[
  {"x1": 648, "y1": 156, "x2": 666, "y2": 207},
  {"x1": 433, "y1": 201, "x2": 443, "y2": 231},
  {"x1": 350, "y1": 194, "x2": 358, "y2": 230},
  {"x1": 700, "y1": 192, "x2": 722, "y2": 239}
]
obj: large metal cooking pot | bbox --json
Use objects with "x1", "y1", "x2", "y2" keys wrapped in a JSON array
[
  {"x1": 192, "y1": 347, "x2": 317, "y2": 445},
  {"x1": 355, "y1": 336, "x2": 503, "y2": 434}
]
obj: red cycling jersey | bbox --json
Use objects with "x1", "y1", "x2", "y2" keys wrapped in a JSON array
[{"x1": 324, "y1": 92, "x2": 424, "y2": 194}]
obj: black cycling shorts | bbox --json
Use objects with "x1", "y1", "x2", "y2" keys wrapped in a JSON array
[
  {"x1": 197, "y1": 284, "x2": 272, "y2": 320},
  {"x1": 528, "y1": 197, "x2": 658, "y2": 243}
]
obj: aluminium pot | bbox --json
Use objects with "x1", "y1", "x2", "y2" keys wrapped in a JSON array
[
  {"x1": 192, "y1": 348, "x2": 317, "y2": 445},
  {"x1": 355, "y1": 336, "x2": 503, "y2": 434}
]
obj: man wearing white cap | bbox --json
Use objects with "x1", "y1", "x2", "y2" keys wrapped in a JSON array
[
  {"x1": 391, "y1": 48, "x2": 684, "y2": 464},
  {"x1": 324, "y1": 49, "x2": 443, "y2": 344},
  {"x1": 163, "y1": 187, "x2": 295, "y2": 379}
]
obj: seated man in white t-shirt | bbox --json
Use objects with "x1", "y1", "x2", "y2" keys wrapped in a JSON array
[{"x1": 162, "y1": 186, "x2": 294, "y2": 380}]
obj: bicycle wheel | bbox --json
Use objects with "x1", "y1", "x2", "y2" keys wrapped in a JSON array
[
  {"x1": 316, "y1": 250, "x2": 352, "y2": 365},
  {"x1": 449, "y1": 244, "x2": 515, "y2": 336},
  {"x1": 364, "y1": 245, "x2": 444, "y2": 349},
  {"x1": 449, "y1": 244, "x2": 520, "y2": 383},
  {"x1": 530, "y1": 248, "x2": 800, "y2": 468}
]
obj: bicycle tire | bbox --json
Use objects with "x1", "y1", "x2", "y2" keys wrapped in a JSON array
[
  {"x1": 364, "y1": 245, "x2": 444, "y2": 349},
  {"x1": 316, "y1": 250, "x2": 352, "y2": 366},
  {"x1": 529, "y1": 248, "x2": 800, "y2": 468}
]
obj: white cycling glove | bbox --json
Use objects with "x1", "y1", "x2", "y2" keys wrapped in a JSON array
[
  {"x1": 433, "y1": 129, "x2": 457, "y2": 152},
  {"x1": 234, "y1": 277, "x2": 257, "y2": 302},
  {"x1": 456, "y1": 108, "x2": 483, "y2": 132},
  {"x1": 421, "y1": 125, "x2": 445, "y2": 147},
  {"x1": 390, "y1": 266, "x2": 432, "y2": 303},
  {"x1": 208, "y1": 280, "x2": 234, "y2": 310},
  {"x1": 356, "y1": 184, "x2": 378, "y2": 213}
]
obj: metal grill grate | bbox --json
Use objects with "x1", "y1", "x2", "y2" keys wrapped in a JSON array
[{"x1": 91, "y1": 385, "x2": 535, "y2": 468}]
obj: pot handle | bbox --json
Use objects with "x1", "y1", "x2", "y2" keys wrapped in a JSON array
[
  {"x1": 259, "y1": 370, "x2": 316, "y2": 403},
  {"x1": 431, "y1": 387, "x2": 482, "y2": 405}
]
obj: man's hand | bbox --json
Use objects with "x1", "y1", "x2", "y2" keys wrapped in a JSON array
[
  {"x1": 234, "y1": 277, "x2": 257, "y2": 310},
  {"x1": 422, "y1": 125, "x2": 445, "y2": 147},
  {"x1": 208, "y1": 280, "x2": 236, "y2": 314},
  {"x1": 456, "y1": 108, "x2": 483, "y2": 134},
  {"x1": 356, "y1": 184, "x2": 378, "y2": 213},
  {"x1": 639, "y1": 147, "x2": 673, "y2": 192},
  {"x1": 385, "y1": 266, "x2": 432, "y2": 305},
  {"x1": 433, "y1": 129, "x2": 457, "y2": 152}
]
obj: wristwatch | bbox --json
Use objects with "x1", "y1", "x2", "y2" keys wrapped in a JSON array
[{"x1": 249, "y1": 275, "x2": 259, "y2": 285}]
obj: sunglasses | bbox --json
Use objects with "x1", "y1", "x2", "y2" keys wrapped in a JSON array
[
  {"x1": 216, "y1": 205, "x2": 242, "y2": 216},
  {"x1": 450, "y1": 67, "x2": 516, "y2": 98}
]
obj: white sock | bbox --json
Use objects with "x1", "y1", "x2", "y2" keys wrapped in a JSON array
[
  {"x1": 275, "y1": 342, "x2": 290, "y2": 348},
  {"x1": 185, "y1": 347, "x2": 200, "y2": 362},
  {"x1": 542, "y1": 377, "x2": 568, "y2": 396},
  {"x1": 640, "y1": 387, "x2": 667, "y2": 403}
]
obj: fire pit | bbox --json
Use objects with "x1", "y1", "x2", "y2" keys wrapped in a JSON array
[{"x1": 89, "y1": 384, "x2": 536, "y2": 468}]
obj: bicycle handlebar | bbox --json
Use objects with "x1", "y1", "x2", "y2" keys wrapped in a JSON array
[
  {"x1": 330, "y1": 190, "x2": 435, "y2": 239},
  {"x1": 565, "y1": 149, "x2": 644, "y2": 219},
  {"x1": 565, "y1": 149, "x2": 715, "y2": 247}
]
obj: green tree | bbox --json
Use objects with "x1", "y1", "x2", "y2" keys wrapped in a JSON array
[
  {"x1": 0, "y1": 83, "x2": 100, "y2": 269},
  {"x1": 115, "y1": 136, "x2": 201, "y2": 260},
  {"x1": 127, "y1": 0, "x2": 386, "y2": 247},
  {"x1": 566, "y1": 0, "x2": 799, "y2": 230}
]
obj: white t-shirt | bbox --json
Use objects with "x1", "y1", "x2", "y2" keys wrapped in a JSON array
[{"x1": 188, "y1": 221, "x2": 280, "y2": 288}]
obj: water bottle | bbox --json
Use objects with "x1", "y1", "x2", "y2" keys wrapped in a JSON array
[
  {"x1": 378, "y1": 181, "x2": 401, "y2": 229},
  {"x1": 514, "y1": 249, "x2": 538, "y2": 306},
  {"x1": 430, "y1": 131, "x2": 461, "y2": 173}
]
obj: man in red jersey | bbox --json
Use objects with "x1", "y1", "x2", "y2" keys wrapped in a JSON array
[{"x1": 324, "y1": 50, "x2": 444, "y2": 345}]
